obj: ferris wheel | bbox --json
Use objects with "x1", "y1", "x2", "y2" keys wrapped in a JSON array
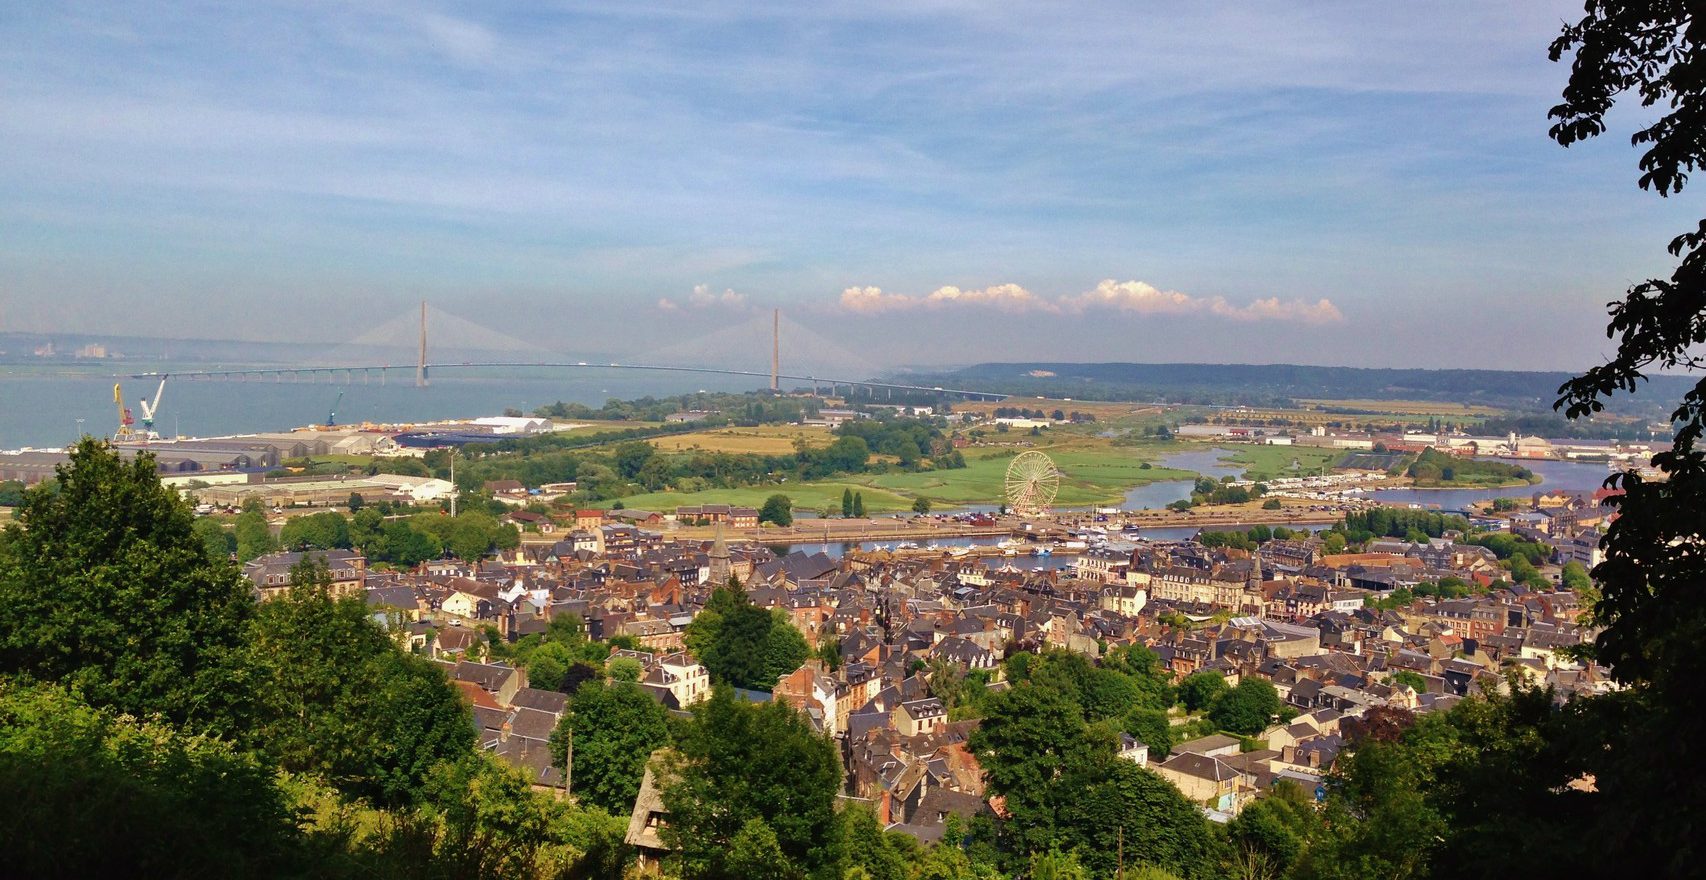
[{"x1": 1004, "y1": 450, "x2": 1062, "y2": 516}]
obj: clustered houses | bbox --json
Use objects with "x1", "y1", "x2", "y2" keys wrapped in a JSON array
[{"x1": 245, "y1": 506, "x2": 1608, "y2": 831}]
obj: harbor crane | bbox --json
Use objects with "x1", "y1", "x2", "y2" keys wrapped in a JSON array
[
  {"x1": 113, "y1": 383, "x2": 138, "y2": 441},
  {"x1": 137, "y1": 375, "x2": 167, "y2": 435},
  {"x1": 327, "y1": 390, "x2": 344, "y2": 427}
]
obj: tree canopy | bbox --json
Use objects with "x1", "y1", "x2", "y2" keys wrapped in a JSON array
[
  {"x1": 683, "y1": 587, "x2": 808, "y2": 691},
  {"x1": 661, "y1": 687, "x2": 842, "y2": 878},
  {"x1": 0, "y1": 440, "x2": 256, "y2": 736},
  {"x1": 548, "y1": 679, "x2": 670, "y2": 814}
]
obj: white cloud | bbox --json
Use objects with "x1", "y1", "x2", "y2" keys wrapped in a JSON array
[
  {"x1": 838, "y1": 278, "x2": 1344, "y2": 323},
  {"x1": 688, "y1": 283, "x2": 747, "y2": 308},
  {"x1": 839, "y1": 283, "x2": 1055, "y2": 313},
  {"x1": 838, "y1": 286, "x2": 920, "y2": 313},
  {"x1": 924, "y1": 283, "x2": 1056, "y2": 313},
  {"x1": 1212, "y1": 295, "x2": 1344, "y2": 324},
  {"x1": 658, "y1": 284, "x2": 748, "y2": 311},
  {"x1": 1062, "y1": 279, "x2": 1201, "y2": 315}
]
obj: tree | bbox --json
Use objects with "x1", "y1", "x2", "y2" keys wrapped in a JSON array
[
  {"x1": 1055, "y1": 760, "x2": 1218, "y2": 879},
  {"x1": 973, "y1": 676, "x2": 1216, "y2": 878},
  {"x1": 613, "y1": 441, "x2": 656, "y2": 480},
  {"x1": 661, "y1": 688, "x2": 841, "y2": 878},
  {"x1": 1177, "y1": 671, "x2": 1230, "y2": 713},
  {"x1": 1226, "y1": 780, "x2": 1321, "y2": 879},
  {"x1": 912, "y1": 496, "x2": 932, "y2": 514},
  {"x1": 347, "y1": 491, "x2": 364, "y2": 512},
  {"x1": 376, "y1": 520, "x2": 441, "y2": 567},
  {"x1": 1124, "y1": 707, "x2": 1175, "y2": 758},
  {"x1": 0, "y1": 682, "x2": 298, "y2": 878},
  {"x1": 192, "y1": 516, "x2": 235, "y2": 560},
  {"x1": 0, "y1": 440, "x2": 255, "y2": 735},
  {"x1": 278, "y1": 510, "x2": 351, "y2": 550},
  {"x1": 1560, "y1": 560, "x2": 1592, "y2": 592},
  {"x1": 234, "y1": 504, "x2": 276, "y2": 562},
  {"x1": 1209, "y1": 678, "x2": 1282, "y2": 736},
  {"x1": 245, "y1": 563, "x2": 472, "y2": 807},
  {"x1": 1392, "y1": 670, "x2": 1428, "y2": 694},
  {"x1": 412, "y1": 753, "x2": 631, "y2": 880},
  {"x1": 763, "y1": 611, "x2": 810, "y2": 687},
  {"x1": 852, "y1": 492, "x2": 865, "y2": 518},
  {"x1": 759, "y1": 494, "x2": 793, "y2": 527},
  {"x1": 840, "y1": 805, "x2": 919, "y2": 880},
  {"x1": 969, "y1": 683, "x2": 1101, "y2": 856},
  {"x1": 685, "y1": 588, "x2": 802, "y2": 690},
  {"x1": 548, "y1": 680, "x2": 670, "y2": 814},
  {"x1": 842, "y1": 488, "x2": 854, "y2": 518}
]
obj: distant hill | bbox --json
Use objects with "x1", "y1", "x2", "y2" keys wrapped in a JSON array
[{"x1": 896, "y1": 361, "x2": 1696, "y2": 415}]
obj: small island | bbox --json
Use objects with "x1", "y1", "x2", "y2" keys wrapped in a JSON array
[{"x1": 1404, "y1": 447, "x2": 1540, "y2": 488}]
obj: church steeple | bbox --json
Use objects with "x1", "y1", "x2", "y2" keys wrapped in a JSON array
[
  {"x1": 1248, "y1": 549, "x2": 1263, "y2": 591},
  {"x1": 708, "y1": 521, "x2": 732, "y2": 587}
]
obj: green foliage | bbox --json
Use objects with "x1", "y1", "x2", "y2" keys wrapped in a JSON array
[
  {"x1": 1177, "y1": 671, "x2": 1229, "y2": 713},
  {"x1": 971, "y1": 677, "x2": 1217, "y2": 878},
  {"x1": 912, "y1": 496, "x2": 933, "y2": 514},
  {"x1": 1392, "y1": 670, "x2": 1428, "y2": 693},
  {"x1": 1559, "y1": 560, "x2": 1592, "y2": 592},
  {"x1": 488, "y1": 613, "x2": 617, "y2": 692},
  {"x1": 760, "y1": 493, "x2": 793, "y2": 526},
  {"x1": 401, "y1": 753, "x2": 630, "y2": 880},
  {"x1": 0, "y1": 440, "x2": 255, "y2": 735},
  {"x1": 0, "y1": 480, "x2": 26, "y2": 507},
  {"x1": 1335, "y1": 509, "x2": 1468, "y2": 542},
  {"x1": 192, "y1": 515, "x2": 236, "y2": 559},
  {"x1": 371, "y1": 519, "x2": 444, "y2": 567},
  {"x1": 279, "y1": 510, "x2": 353, "y2": 550},
  {"x1": 549, "y1": 680, "x2": 670, "y2": 814},
  {"x1": 0, "y1": 441, "x2": 638, "y2": 880},
  {"x1": 1225, "y1": 780, "x2": 1321, "y2": 878},
  {"x1": 684, "y1": 589, "x2": 806, "y2": 690},
  {"x1": 1405, "y1": 447, "x2": 1534, "y2": 485},
  {"x1": 839, "y1": 804, "x2": 921, "y2": 880},
  {"x1": 726, "y1": 818, "x2": 800, "y2": 880},
  {"x1": 842, "y1": 487, "x2": 854, "y2": 518},
  {"x1": 852, "y1": 491, "x2": 865, "y2": 517},
  {"x1": 661, "y1": 688, "x2": 841, "y2": 878},
  {"x1": 235, "y1": 504, "x2": 277, "y2": 561},
  {"x1": 1208, "y1": 678, "x2": 1282, "y2": 736},
  {"x1": 608, "y1": 656, "x2": 643, "y2": 682},
  {"x1": 1462, "y1": 531, "x2": 1549, "y2": 564},
  {"x1": 408, "y1": 510, "x2": 519, "y2": 562},
  {"x1": 764, "y1": 609, "x2": 811, "y2": 686},
  {"x1": 1123, "y1": 707, "x2": 1175, "y2": 758},
  {"x1": 245, "y1": 566, "x2": 473, "y2": 807},
  {"x1": 0, "y1": 682, "x2": 297, "y2": 877}
]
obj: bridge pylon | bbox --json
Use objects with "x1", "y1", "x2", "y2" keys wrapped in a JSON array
[{"x1": 416, "y1": 299, "x2": 429, "y2": 387}]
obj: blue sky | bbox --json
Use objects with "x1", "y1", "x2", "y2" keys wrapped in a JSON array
[{"x1": 0, "y1": 2, "x2": 1695, "y2": 370}]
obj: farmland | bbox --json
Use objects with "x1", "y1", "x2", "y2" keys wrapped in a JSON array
[{"x1": 647, "y1": 425, "x2": 833, "y2": 455}]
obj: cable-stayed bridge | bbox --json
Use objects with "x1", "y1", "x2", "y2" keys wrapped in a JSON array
[{"x1": 126, "y1": 303, "x2": 1008, "y2": 401}]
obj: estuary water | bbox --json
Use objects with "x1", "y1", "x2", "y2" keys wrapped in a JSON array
[{"x1": 0, "y1": 366, "x2": 760, "y2": 449}]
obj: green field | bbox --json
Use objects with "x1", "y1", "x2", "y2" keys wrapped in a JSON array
[
  {"x1": 602, "y1": 438, "x2": 1200, "y2": 512},
  {"x1": 1217, "y1": 445, "x2": 1346, "y2": 481},
  {"x1": 597, "y1": 482, "x2": 916, "y2": 514},
  {"x1": 853, "y1": 445, "x2": 1196, "y2": 508}
]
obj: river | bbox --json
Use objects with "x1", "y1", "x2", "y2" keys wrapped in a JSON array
[
  {"x1": 0, "y1": 366, "x2": 760, "y2": 449},
  {"x1": 1115, "y1": 448, "x2": 1616, "y2": 514},
  {"x1": 1367, "y1": 457, "x2": 1614, "y2": 509}
]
